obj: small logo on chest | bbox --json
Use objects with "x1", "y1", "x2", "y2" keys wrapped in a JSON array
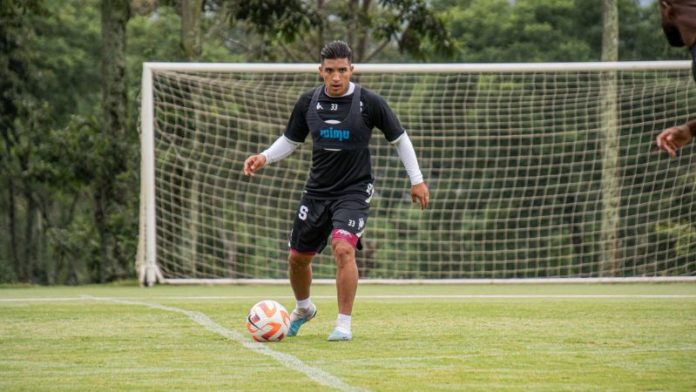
[{"x1": 319, "y1": 128, "x2": 351, "y2": 141}]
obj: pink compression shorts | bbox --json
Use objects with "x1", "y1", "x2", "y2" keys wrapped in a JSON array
[{"x1": 331, "y1": 229, "x2": 359, "y2": 248}]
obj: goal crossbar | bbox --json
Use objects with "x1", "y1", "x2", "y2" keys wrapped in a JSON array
[{"x1": 142, "y1": 61, "x2": 690, "y2": 73}]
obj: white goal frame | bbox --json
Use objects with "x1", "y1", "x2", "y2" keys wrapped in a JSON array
[{"x1": 137, "y1": 61, "x2": 696, "y2": 286}]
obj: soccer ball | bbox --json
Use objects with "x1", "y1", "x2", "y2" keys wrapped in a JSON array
[{"x1": 246, "y1": 300, "x2": 290, "y2": 342}]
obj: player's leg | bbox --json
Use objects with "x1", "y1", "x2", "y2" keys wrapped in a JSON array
[
  {"x1": 327, "y1": 198, "x2": 369, "y2": 341},
  {"x1": 287, "y1": 197, "x2": 329, "y2": 337},
  {"x1": 328, "y1": 236, "x2": 357, "y2": 341},
  {"x1": 332, "y1": 236, "x2": 358, "y2": 317},
  {"x1": 288, "y1": 250, "x2": 314, "y2": 304},
  {"x1": 287, "y1": 250, "x2": 318, "y2": 337}
]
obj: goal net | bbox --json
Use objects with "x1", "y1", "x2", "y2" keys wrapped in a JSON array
[{"x1": 137, "y1": 62, "x2": 696, "y2": 285}]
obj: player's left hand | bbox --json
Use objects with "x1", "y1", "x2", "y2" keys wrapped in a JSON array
[{"x1": 411, "y1": 182, "x2": 429, "y2": 210}]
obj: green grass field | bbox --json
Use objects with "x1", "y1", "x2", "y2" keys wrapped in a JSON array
[{"x1": 1, "y1": 283, "x2": 695, "y2": 391}]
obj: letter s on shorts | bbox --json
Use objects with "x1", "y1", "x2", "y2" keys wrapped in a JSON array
[{"x1": 298, "y1": 205, "x2": 309, "y2": 221}]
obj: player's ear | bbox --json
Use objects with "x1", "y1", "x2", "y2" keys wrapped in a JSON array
[{"x1": 660, "y1": 0, "x2": 672, "y2": 20}]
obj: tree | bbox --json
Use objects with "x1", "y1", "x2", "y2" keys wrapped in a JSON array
[
  {"x1": 0, "y1": 0, "x2": 46, "y2": 282},
  {"x1": 94, "y1": 0, "x2": 132, "y2": 282},
  {"x1": 181, "y1": 0, "x2": 202, "y2": 60},
  {"x1": 600, "y1": 0, "x2": 620, "y2": 275},
  {"x1": 227, "y1": 0, "x2": 453, "y2": 62},
  {"x1": 432, "y1": 0, "x2": 685, "y2": 62}
]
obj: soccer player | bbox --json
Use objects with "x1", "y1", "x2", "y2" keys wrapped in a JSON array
[
  {"x1": 655, "y1": 0, "x2": 696, "y2": 157},
  {"x1": 243, "y1": 41, "x2": 429, "y2": 341}
]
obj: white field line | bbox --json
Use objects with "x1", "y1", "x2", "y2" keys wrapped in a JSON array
[
  {"x1": 2, "y1": 294, "x2": 696, "y2": 303},
  {"x1": 82, "y1": 296, "x2": 367, "y2": 392}
]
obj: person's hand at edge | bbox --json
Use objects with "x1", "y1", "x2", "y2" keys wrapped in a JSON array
[{"x1": 656, "y1": 123, "x2": 693, "y2": 158}]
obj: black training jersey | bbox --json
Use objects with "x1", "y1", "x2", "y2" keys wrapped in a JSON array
[{"x1": 284, "y1": 84, "x2": 404, "y2": 199}]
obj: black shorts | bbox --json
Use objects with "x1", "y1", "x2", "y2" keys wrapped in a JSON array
[{"x1": 289, "y1": 196, "x2": 370, "y2": 254}]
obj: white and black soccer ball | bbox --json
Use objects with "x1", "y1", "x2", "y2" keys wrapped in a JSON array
[{"x1": 246, "y1": 300, "x2": 290, "y2": 342}]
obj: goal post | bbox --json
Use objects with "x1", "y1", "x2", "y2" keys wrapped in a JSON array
[{"x1": 137, "y1": 61, "x2": 696, "y2": 286}]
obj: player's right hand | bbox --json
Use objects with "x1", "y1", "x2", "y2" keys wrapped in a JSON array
[
  {"x1": 411, "y1": 182, "x2": 429, "y2": 210},
  {"x1": 243, "y1": 154, "x2": 267, "y2": 176}
]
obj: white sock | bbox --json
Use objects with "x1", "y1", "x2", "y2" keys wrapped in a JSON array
[
  {"x1": 335, "y1": 313, "x2": 351, "y2": 333},
  {"x1": 296, "y1": 298, "x2": 313, "y2": 311}
]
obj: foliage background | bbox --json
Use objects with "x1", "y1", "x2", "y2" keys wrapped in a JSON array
[{"x1": 0, "y1": 0, "x2": 690, "y2": 284}]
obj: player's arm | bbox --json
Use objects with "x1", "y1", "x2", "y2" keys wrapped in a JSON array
[
  {"x1": 391, "y1": 133, "x2": 429, "y2": 210},
  {"x1": 656, "y1": 118, "x2": 696, "y2": 158},
  {"x1": 243, "y1": 93, "x2": 310, "y2": 176},
  {"x1": 243, "y1": 136, "x2": 301, "y2": 176},
  {"x1": 369, "y1": 91, "x2": 429, "y2": 209}
]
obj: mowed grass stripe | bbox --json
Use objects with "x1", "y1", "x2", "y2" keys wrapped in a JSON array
[{"x1": 86, "y1": 296, "x2": 367, "y2": 392}]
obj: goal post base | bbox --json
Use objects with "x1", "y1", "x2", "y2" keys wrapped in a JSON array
[{"x1": 138, "y1": 263, "x2": 164, "y2": 287}]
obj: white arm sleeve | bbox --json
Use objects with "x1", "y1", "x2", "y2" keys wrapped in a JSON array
[
  {"x1": 391, "y1": 132, "x2": 424, "y2": 186},
  {"x1": 260, "y1": 135, "x2": 301, "y2": 164}
]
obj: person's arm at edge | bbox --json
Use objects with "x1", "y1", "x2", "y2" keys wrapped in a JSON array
[{"x1": 688, "y1": 119, "x2": 696, "y2": 135}]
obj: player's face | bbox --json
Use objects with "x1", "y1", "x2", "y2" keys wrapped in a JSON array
[{"x1": 319, "y1": 58, "x2": 353, "y2": 97}]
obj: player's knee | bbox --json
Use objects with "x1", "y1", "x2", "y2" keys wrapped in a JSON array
[
  {"x1": 288, "y1": 250, "x2": 314, "y2": 268},
  {"x1": 332, "y1": 240, "x2": 355, "y2": 264}
]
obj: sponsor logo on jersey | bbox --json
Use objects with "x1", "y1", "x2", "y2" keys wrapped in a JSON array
[{"x1": 319, "y1": 128, "x2": 351, "y2": 141}]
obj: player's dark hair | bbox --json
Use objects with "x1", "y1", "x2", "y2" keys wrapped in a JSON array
[{"x1": 320, "y1": 41, "x2": 352, "y2": 63}]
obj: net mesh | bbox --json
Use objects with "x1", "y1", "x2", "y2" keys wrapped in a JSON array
[{"x1": 145, "y1": 65, "x2": 696, "y2": 280}]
